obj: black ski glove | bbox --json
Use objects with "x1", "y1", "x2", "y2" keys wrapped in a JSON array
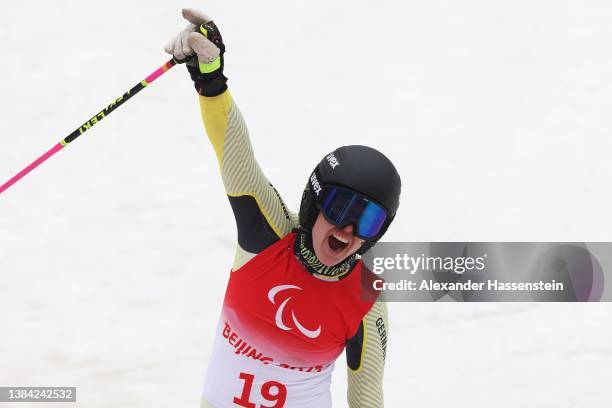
[
  {"x1": 186, "y1": 21, "x2": 228, "y2": 97},
  {"x1": 164, "y1": 9, "x2": 228, "y2": 97}
]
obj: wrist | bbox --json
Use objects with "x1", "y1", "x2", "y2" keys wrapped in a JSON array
[
  {"x1": 198, "y1": 75, "x2": 228, "y2": 97},
  {"x1": 186, "y1": 59, "x2": 228, "y2": 97}
]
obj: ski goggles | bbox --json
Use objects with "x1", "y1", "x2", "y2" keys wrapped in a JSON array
[{"x1": 318, "y1": 186, "x2": 390, "y2": 240}]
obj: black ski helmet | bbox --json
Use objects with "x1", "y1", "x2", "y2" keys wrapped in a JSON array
[{"x1": 298, "y1": 145, "x2": 401, "y2": 253}]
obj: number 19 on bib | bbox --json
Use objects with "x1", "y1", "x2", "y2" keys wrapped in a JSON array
[{"x1": 233, "y1": 372, "x2": 287, "y2": 408}]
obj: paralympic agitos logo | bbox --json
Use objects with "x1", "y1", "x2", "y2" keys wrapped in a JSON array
[{"x1": 267, "y1": 285, "x2": 322, "y2": 339}]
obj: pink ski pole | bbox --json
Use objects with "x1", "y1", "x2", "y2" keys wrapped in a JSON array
[{"x1": 0, "y1": 57, "x2": 182, "y2": 195}]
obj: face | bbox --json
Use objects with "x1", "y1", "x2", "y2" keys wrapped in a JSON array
[{"x1": 311, "y1": 213, "x2": 365, "y2": 267}]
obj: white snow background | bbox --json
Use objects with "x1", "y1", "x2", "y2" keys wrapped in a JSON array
[{"x1": 1, "y1": 0, "x2": 612, "y2": 407}]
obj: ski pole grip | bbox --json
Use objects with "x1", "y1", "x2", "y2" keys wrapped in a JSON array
[{"x1": 172, "y1": 56, "x2": 188, "y2": 64}]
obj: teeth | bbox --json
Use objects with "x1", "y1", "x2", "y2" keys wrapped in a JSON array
[{"x1": 332, "y1": 234, "x2": 349, "y2": 244}]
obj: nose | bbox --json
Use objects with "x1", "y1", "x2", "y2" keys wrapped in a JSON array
[{"x1": 342, "y1": 224, "x2": 354, "y2": 234}]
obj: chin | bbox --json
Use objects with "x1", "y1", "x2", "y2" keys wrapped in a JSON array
[
  {"x1": 318, "y1": 255, "x2": 346, "y2": 267},
  {"x1": 320, "y1": 257, "x2": 347, "y2": 267}
]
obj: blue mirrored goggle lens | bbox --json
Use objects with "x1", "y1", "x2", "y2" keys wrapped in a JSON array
[
  {"x1": 322, "y1": 188, "x2": 363, "y2": 222},
  {"x1": 357, "y1": 201, "x2": 388, "y2": 238},
  {"x1": 320, "y1": 187, "x2": 388, "y2": 239}
]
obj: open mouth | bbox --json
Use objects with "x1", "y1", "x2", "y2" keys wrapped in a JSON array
[{"x1": 328, "y1": 233, "x2": 349, "y2": 253}]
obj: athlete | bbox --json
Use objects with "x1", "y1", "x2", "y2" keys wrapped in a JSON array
[{"x1": 165, "y1": 9, "x2": 401, "y2": 408}]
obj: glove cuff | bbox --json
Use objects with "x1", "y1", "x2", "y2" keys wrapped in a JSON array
[
  {"x1": 196, "y1": 74, "x2": 228, "y2": 97},
  {"x1": 186, "y1": 58, "x2": 228, "y2": 97}
]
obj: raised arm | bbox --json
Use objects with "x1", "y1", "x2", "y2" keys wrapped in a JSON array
[
  {"x1": 165, "y1": 10, "x2": 297, "y2": 269},
  {"x1": 198, "y1": 90, "x2": 297, "y2": 262},
  {"x1": 346, "y1": 301, "x2": 389, "y2": 407}
]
